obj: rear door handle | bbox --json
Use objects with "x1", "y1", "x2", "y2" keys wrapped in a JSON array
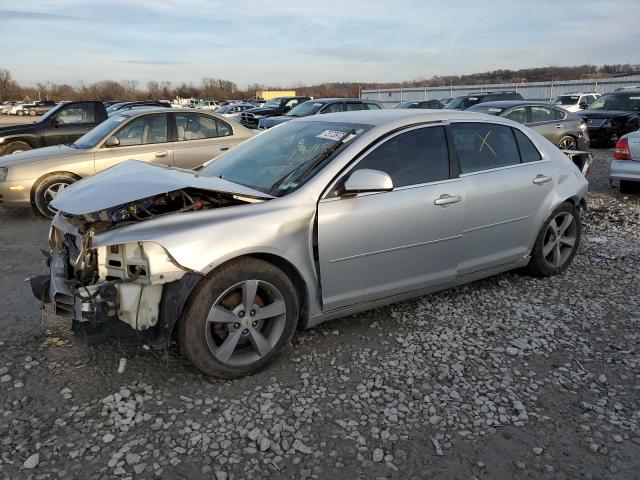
[
  {"x1": 532, "y1": 174, "x2": 553, "y2": 185},
  {"x1": 434, "y1": 194, "x2": 462, "y2": 206},
  {"x1": 219, "y1": 145, "x2": 230, "y2": 151},
  {"x1": 155, "y1": 151, "x2": 168, "y2": 158}
]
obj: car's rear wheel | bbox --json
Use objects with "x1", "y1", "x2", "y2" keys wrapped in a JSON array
[
  {"x1": 556, "y1": 135, "x2": 577, "y2": 150},
  {"x1": 620, "y1": 180, "x2": 639, "y2": 194},
  {"x1": 5, "y1": 141, "x2": 32, "y2": 155},
  {"x1": 178, "y1": 258, "x2": 299, "y2": 378},
  {"x1": 526, "y1": 202, "x2": 581, "y2": 277},
  {"x1": 33, "y1": 174, "x2": 77, "y2": 218}
]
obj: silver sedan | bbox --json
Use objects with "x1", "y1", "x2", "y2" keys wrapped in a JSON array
[
  {"x1": 610, "y1": 130, "x2": 640, "y2": 193},
  {"x1": 32, "y1": 110, "x2": 588, "y2": 378}
]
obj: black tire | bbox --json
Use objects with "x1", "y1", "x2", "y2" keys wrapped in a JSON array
[
  {"x1": 620, "y1": 180, "x2": 640, "y2": 194},
  {"x1": 526, "y1": 202, "x2": 581, "y2": 277},
  {"x1": 16, "y1": 110, "x2": 23, "y2": 116},
  {"x1": 556, "y1": 135, "x2": 577, "y2": 150},
  {"x1": 33, "y1": 174, "x2": 77, "y2": 219},
  {"x1": 178, "y1": 257, "x2": 299, "y2": 379},
  {"x1": 4, "y1": 141, "x2": 32, "y2": 155}
]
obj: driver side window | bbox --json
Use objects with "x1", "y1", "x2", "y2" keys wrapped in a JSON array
[
  {"x1": 114, "y1": 115, "x2": 168, "y2": 146},
  {"x1": 57, "y1": 103, "x2": 96, "y2": 125},
  {"x1": 353, "y1": 126, "x2": 449, "y2": 188},
  {"x1": 503, "y1": 107, "x2": 526, "y2": 124}
]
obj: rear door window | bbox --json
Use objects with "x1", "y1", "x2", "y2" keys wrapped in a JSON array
[
  {"x1": 321, "y1": 103, "x2": 345, "y2": 114},
  {"x1": 451, "y1": 122, "x2": 521, "y2": 174},
  {"x1": 530, "y1": 106, "x2": 556, "y2": 123},
  {"x1": 345, "y1": 102, "x2": 366, "y2": 111},
  {"x1": 354, "y1": 126, "x2": 449, "y2": 187},
  {"x1": 503, "y1": 107, "x2": 527, "y2": 124},
  {"x1": 365, "y1": 103, "x2": 382, "y2": 110},
  {"x1": 115, "y1": 114, "x2": 168, "y2": 146}
]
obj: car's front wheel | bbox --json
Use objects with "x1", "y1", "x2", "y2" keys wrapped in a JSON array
[
  {"x1": 33, "y1": 174, "x2": 77, "y2": 218},
  {"x1": 556, "y1": 135, "x2": 577, "y2": 150},
  {"x1": 526, "y1": 202, "x2": 581, "y2": 277},
  {"x1": 179, "y1": 258, "x2": 299, "y2": 378}
]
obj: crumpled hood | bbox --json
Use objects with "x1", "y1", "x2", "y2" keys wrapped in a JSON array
[
  {"x1": 578, "y1": 109, "x2": 633, "y2": 119},
  {"x1": 51, "y1": 159, "x2": 273, "y2": 215},
  {"x1": 0, "y1": 144, "x2": 84, "y2": 167}
]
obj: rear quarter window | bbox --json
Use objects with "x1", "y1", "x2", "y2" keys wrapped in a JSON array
[{"x1": 513, "y1": 129, "x2": 542, "y2": 163}]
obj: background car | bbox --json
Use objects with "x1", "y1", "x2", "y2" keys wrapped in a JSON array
[
  {"x1": 468, "y1": 101, "x2": 589, "y2": 150},
  {"x1": 215, "y1": 103, "x2": 255, "y2": 123},
  {"x1": 23, "y1": 100, "x2": 57, "y2": 116},
  {"x1": 444, "y1": 91, "x2": 523, "y2": 110},
  {"x1": 610, "y1": 129, "x2": 640, "y2": 193},
  {"x1": 36, "y1": 109, "x2": 587, "y2": 378},
  {"x1": 439, "y1": 98, "x2": 453, "y2": 107},
  {"x1": 9, "y1": 103, "x2": 35, "y2": 115},
  {"x1": 196, "y1": 100, "x2": 220, "y2": 111},
  {"x1": 106, "y1": 100, "x2": 171, "y2": 114},
  {"x1": 394, "y1": 100, "x2": 442, "y2": 109},
  {"x1": 550, "y1": 92, "x2": 600, "y2": 112},
  {"x1": 240, "y1": 96, "x2": 311, "y2": 128},
  {"x1": 0, "y1": 101, "x2": 109, "y2": 155},
  {"x1": 0, "y1": 108, "x2": 254, "y2": 217},
  {"x1": 577, "y1": 90, "x2": 640, "y2": 146},
  {"x1": 257, "y1": 98, "x2": 383, "y2": 129}
]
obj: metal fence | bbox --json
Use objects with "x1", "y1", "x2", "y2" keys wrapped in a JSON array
[{"x1": 361, "y1": 74, "x2": 640, "y2": 105}]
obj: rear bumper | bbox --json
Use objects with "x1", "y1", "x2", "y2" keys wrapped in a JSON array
[
  {"x1": 0, "y1": 179, "x2": 34, "y2": 207},
  {"x1": 610, "y1": 159, "x2": 640, "y2": 182}
]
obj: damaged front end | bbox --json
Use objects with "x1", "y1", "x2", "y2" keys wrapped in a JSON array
[{"x1": 30, "y1": 160, "x2": 274, "y2": 347}]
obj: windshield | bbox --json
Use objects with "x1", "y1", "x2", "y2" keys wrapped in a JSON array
[
  {"x1": 444, "y1": 96, "x2": 477, "y2": 110},
  {"x1": 72, "y1": 115, "x2": 127, "y2": 149},
  {"x1": 264, "y1": 99, "x2": 282, "y2": 108},
  {"x1": 466, "y1": 105, "x2": 504, "y2": 116},
  {"x1": 551, "y1": 95, "x2": 579, "y2": 106},
  {"x1": 216, "y1": 105, "x2": 233, "y2": 114},
  {"x1": 288, "y1": 101, "x2": 324, "y2": 117},
  {"x1": 587, "y1": 94, "x2": 640, "y2": 112},
  {"x1": 201, "y1": 120, "x2": 372, "y2": 196}
]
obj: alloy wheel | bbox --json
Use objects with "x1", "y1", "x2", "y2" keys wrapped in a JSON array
[
  {"x1": 542, "y1": 211, "x2": 577, "y2": 268},
  {"x1": 205, "y1": 280, "x2": 287, "y2": 366},
  {"x1": 558, "y1": 137, "x2": 577, "y2": 149},
  {"x1": 43, "y1": 182, "x2": 68, "y2": 214}
]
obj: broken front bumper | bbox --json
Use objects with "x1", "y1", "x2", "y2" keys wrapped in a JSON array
[{"x1": 30, "y1": 221, "x2": 203, "y2": 347}]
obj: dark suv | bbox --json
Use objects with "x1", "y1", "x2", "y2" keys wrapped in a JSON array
[
  {"x1": 444, "y1": 91, "x2": 523, "y2": 110},
  {"x1": 240, "y1": 96, "x2": 311, "y2": 128},
  {"x1": 577, "y1": 90, "x2": 640, "y2": 146}
]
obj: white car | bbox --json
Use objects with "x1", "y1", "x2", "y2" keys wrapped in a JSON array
[
  {"x1": 610, "y1": 129, "x2": 640, "y2": 194},
  {"x1": 196, "y1": 101, "x2": 220, "y2": 112},
  {"x1": 8, "y1": 103, "x2": 33, "y2": 115},
  {"x1": 550, "y1": 93, "x2": 600, "y2": 113}
]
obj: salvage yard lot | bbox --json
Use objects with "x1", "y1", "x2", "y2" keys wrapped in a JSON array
[{"x1": 0, "y1": 149, "x2": 639, "y2": 479}]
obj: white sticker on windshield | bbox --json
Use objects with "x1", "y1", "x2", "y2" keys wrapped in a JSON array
[
  {"x1": 487, "y1": 108, "x2": 502, "y2": 112},
  {"x1": 317, "y1": 130, "x2": 348, "y2": 141},
  {"x1": 630, "y1": 97, "x2": 640, "y2": 100}
]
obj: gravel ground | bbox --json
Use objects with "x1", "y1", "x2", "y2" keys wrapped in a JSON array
[{"x1": 0, "y1": 147, "x2": 638, "y2": 480}]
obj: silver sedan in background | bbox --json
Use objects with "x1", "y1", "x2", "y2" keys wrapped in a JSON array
[
  {"x1": 0, "y1": 108, "x2": 254, "y2": 217},
  {"x1": 32, "y1": 110, "x2": 588, "y2": 378}
]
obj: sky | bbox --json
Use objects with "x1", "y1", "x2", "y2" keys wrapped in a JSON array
[{"x1": 0, "y1": 0, "x2": 638, "y2": 89}]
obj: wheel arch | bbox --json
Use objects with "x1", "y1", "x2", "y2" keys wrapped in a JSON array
[{"x1": 30, "y1": 171, "x2": 82, "y2": 204}]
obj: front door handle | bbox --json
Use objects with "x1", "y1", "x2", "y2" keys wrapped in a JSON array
[
  {"x1": 554, "y1": 124, "x2": 562, "y2": 128},
  {"x1": 434, "y1": 194, "x2": 462, "y2": 206},
  {"x1": 219, "y1": 145, "x2": 230, "y2": 151},
  {"x1": 532, "y1": 174, "x2": 552, "y2": 185},
  {"x1": 155, "y1": 151, "x2": 168, "y2": 158}
]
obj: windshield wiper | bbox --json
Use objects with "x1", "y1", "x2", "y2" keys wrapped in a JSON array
[{"x1": 268, "y1": 128, "x2": 356, "y2": 196}]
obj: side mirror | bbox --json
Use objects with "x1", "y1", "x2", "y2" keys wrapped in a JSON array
[
  {"x1": 104, "y1": 135, "x2": 120, "y2": 148},
  {"x1": 49, "y1": 116, "x2": 61, "y2": 127},
  {"x1": 283, "y1": 105, "x2": 292, "y2": 112},
  {"x1": 579, "y1": 102, "x2": 588, "y2": 110},
  {"x1": 343, "y1": 169, "x2": 393, "y2": 195}
]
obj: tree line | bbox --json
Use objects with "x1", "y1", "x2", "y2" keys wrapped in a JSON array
[{"x1": 1, "y1": 64, "x2": 638, "y2": 103}]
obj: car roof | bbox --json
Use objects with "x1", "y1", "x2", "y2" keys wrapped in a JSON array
[
  {"x1": 604, "y1": 89, "x2": 640, "y2": 95},
  {"x1": 302, "y1": 98, "x2": 374, "y2": 104},
  {"x1": 470, "y1": 100, "x2": 555, "y2": 108},
  {"x1": 112, "y1": 107, "x2": 200, "y2": 118},
  {"x1": 301, "y1": 109, "x2": 494, "y2": 126}
]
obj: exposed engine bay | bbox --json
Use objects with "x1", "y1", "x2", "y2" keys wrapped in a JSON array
[{"x1": 33, "y1": 188, "x2": 256, "y2": 345}]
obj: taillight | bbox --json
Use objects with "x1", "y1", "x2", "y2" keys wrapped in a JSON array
[{"x1": 614, "y1": 138, "x2": 631, "y2": 160}]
